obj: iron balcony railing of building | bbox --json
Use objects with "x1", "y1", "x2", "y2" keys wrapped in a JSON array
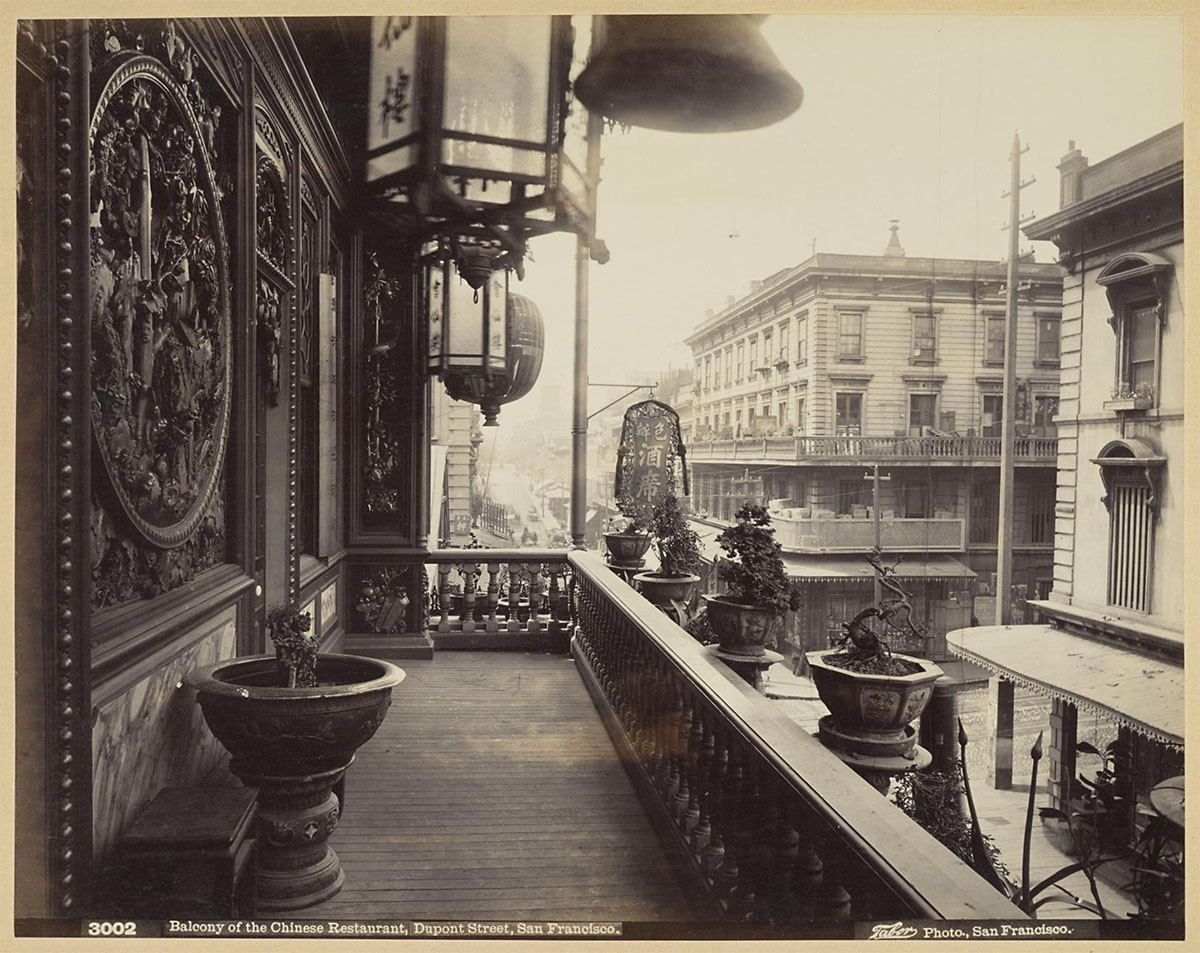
[
  {"x1": 771, "y1": 515, "x2": 966, "y2": 552},
  {"x1": 567, "y1": 548, "x2": 1024, "y2": 923},
  {"x1": 690, "y1": 434, "x2": 1058, "y2": 465}
]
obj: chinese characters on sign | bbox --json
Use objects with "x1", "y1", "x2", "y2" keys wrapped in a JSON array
[{"x1": 613, "y1": 400, "x2": 689, "y2": 526}]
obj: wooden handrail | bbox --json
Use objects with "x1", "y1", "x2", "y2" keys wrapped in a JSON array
[{"x1": 569, "y1": 548, "x2": 1024, "y2": 922}]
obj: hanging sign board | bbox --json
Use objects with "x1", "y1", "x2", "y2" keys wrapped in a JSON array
[{"x1": 613, "y1": 399, "x2": 689, "y2": 526}]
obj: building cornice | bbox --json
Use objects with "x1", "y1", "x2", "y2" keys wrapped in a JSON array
[{"x1": 1024, "y1": 163, "x2": 1182, "y2": 245}]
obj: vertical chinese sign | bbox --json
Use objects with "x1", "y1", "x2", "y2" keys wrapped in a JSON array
[{"x1": 613, "y1": 400, "x2": 689, "y2": 526}]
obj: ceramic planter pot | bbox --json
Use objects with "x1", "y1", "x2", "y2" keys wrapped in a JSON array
[
  {"x1": 703, "y1": 595, "x2": 783, "y2": 657},
  {"x1": 806, "y1": 649, "x2": 943, "y2": 732},
  {"x1": 187, "y1": 654, "x2": 405, "y2": 911},
  {"x1": 604, "y1": 531, "x2": 652, "y2": 568},
  {"x1": 634, "y1": 572, "x2": 700, "y2": 606},
  {"x1": 634, "y1": 572, "x2": 700, "y2": 626}
]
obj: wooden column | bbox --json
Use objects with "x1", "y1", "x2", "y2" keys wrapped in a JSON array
[{"x1": 989, "y1": 677, "x2": 1015, "y2": 790}]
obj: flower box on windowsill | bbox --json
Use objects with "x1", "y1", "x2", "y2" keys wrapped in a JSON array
[{"x1": 1103, "y1": 396, "x2": 1154, "y2": 413}]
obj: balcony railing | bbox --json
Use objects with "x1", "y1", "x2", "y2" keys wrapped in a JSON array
[
  {"x1": 345, "y1": 544, "x2": 573, "y2": 648},
  {"x1": 568, "y1": 549, "x2": 1025, "y2": 923},
  {"x1": 689, "y1": 434, "x2": 1058, "y2": 464},
  {"x1": 771, "y1": 515, "x2": 965, "y2": 552}
]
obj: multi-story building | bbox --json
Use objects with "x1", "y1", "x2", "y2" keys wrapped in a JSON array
[
  {"x1": 951, "y1": 125, "x2": 1183, "y2": 815},
  {"x1": 684, "y1": 225, "x2": 1064, "y2": 659}
]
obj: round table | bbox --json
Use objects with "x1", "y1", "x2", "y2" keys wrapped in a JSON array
[{"x1": 1149, "y1": 775, "x2": 1185, "y2": 830}]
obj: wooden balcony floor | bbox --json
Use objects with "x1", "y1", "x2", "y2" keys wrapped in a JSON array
[{"x1": 312, "y1": 652, "x2": 699, "y2": 921}]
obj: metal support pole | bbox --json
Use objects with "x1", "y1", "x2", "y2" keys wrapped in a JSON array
[{"x1": 570, "y1": 113, "x2": 603, "y2": 549}]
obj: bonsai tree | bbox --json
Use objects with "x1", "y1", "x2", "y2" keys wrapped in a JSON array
[
  {"x1": 824, "y1": 546, "x2": 930, "y2": 676},
  {"x1": 714, "y1": 503, "x2": 803, "y2": 613},
  {"x1": 266, "y1": 602, "x2": 316, "y2": 688},
  {"x1": 649, "y1": 495, "x2": 702, "y2": 578}
]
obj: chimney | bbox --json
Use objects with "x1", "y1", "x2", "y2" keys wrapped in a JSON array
[
  {"x1": 750, "y1": 280, "x2": 763, "y2": 292},
  {"x1": 705, "y1": 308, "x2": 714, "y2": 318},
  {"x1": 1058, "y1": 139, "x2": 1089, "y2": 208},
  {"x1": 883, "y1": 219, "x2": 905, "y2": 258},
  {"x1": 726, "y1": 295, "x2": 735, "y2": 307}
]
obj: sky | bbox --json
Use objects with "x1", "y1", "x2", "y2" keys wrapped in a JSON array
[{"x1": 489, "y1": 13, "x2": 1183, "y2": 446}]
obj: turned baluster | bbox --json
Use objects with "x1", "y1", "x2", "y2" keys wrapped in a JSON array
[
  {"x1": 546, "y1": 567, "x2": 564, "y2": 635},
  {"x1": 526, "y1": 563, "x2": 545, "y2": 634},
  {"x1": 460, "y1": 564, "x2": 478, "y2": 631},
  {"x1": 791, "y1": 813, "x2": 826, "y2": 921},
  {"x1": 660, "y1": 692, "x2": 683, "y2": 801},
  {"x1": 671, "y1": 702, "x2": 694, "y2": 824},
  {"x1": 811, "y1": 824, "x2": 852, "y2": 920},
  {"x1": 690, "y1": 729, "x2": 716, "y2": 855},
  {"x1": 713, "y1": 752, "x2": 744, "y2": 902},
  {"x1": 773, "y1": 806, "x2": 802, "y2": 924},
  {"x1": 728, "y1": 761, "x2": 762, "y2": 919},
  {"x1": 483, "y1": 560, "x2": 501, "y2": 633},
  {"x1": 748, "y1": 772, "x2": 780, "y2": 923},
  {"x1": 436, "y1": 563, "x2": 453, "y2": 632},
  {"x1": 700, "y1": 743, "x2": 729, "y2": 879},
  {"x1": 680, "y1": 704, "x2": 704, "y2": 836},
  {"x1": 649, "y1": 667, "x2": 673, "y2": 791}
]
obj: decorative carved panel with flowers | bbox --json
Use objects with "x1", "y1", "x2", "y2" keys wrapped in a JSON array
[{"x1": 88, "y1": 18, "x2": 232, "y2": 591}]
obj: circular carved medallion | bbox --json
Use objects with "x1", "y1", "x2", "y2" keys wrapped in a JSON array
[{"x1": 89, "y1": 55, "x2": 231, "y2": 548}]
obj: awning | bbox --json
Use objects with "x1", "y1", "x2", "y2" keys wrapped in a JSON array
[
  {"x1": 780, "y1": 553, "x2": 976, "y2": 583},
  {"x1": 948, "y1": 624, "x2": 1183, "y2": 745}
]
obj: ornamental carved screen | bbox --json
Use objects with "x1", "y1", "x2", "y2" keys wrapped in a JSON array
[
  {"x1": 88, "y1": 19, "x2": 232, "y2": 607},
  {"x1": 613, "y1": 399, "x2": 689, "y2": 527}
]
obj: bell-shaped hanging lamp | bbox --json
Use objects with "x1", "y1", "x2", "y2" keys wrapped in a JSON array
[{"x1": 574, "y1": 14, "x2": 802, "y2": 133}]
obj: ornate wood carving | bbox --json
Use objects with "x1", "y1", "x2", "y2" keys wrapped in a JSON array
[
  {"x1": 353, "y1": 566, "x2": 415, "y2": 634},
  {"x1": 256, "y1": 276, "x2": 283, "y2": 407},
  {"x1": 362, "y1": 255, "x2": 409, "y2": 520},
  {"x1": 256, "y1": 156, "x2": 291, "y2": 275},
  {"x1": 88, "y1": 32, "x2": 232, "y2": 553}
]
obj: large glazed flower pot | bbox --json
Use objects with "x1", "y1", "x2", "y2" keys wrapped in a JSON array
[
  {"x1": 604, "y1": 531, "x2": 652, "y2": 568},
  {"x1": 806, "y1": 649, "x2": 942, "y2": 732},
  {"x1": 634, "y1": 572, "x2": 700, "y2": 626},
  {"x1": 187, "y1": 654, "x2": 405, "y2": 911},
  {"x1": 703, "y1": 595, "x2": 783, "y2": 657}
]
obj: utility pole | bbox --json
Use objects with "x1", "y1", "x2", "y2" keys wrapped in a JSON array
[
  {"x1": 865, "y1": 464, "x2": 892, "y2": 606},
  {"x1": 996, "y1": 132, "x2": 1036, "y2": 626}
]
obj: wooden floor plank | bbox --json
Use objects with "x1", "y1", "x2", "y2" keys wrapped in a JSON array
[{"x1": 311, "y1": 652, "x2": 696, "y2": 922}]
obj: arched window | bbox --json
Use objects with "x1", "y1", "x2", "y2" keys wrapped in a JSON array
[
  {"x1": 1097, "y1": 252, "x2": 1173, "y2": 410},
  {"x1": 1091, "y1": 438, "x2": 1165, "y2": 612}
]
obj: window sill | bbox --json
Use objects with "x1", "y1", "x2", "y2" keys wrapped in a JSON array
[
  {"x1": 909, "y1": 357, "x2": 938, "y2": 366},
  {"x1": 835, "y1": 356, "x2": 866, "y2": 363},
  {"x1": 1103, "y1": 397, "x2": 1154, "y2": 413},
  {"x1": 1033, "y1": 360, "x2": 1062, "y2": 369},
  {"x1": 981, "y1": 360, "x2": 1005, "y2": 368}
]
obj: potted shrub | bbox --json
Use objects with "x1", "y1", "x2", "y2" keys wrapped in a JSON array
[
  {"x1": 703, "y1": 503, "x2": 803, "y2": 657},
  {"x1": 186, "y1": 601, "x2": 405, "y2": 911},
  {"x1": 603, "y1": 512, "x2": 651, "y2": 569},
  {"x1": 806, "y1": 548, "x2": 942, "y2": 734},
  {"x1": 635, "y1": 494, "x2": 703, "y2": 623}
]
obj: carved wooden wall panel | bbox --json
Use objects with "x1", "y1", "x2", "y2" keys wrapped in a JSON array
[{"x1": 88, "y1": 19, "x2": 235, "y2": 611}]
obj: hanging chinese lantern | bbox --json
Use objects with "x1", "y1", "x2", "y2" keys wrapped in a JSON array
[{"x1": 427, "y1": 252, "x2": 544, "y2": 426}]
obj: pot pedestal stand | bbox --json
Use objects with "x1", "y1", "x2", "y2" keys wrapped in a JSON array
[
  {"x1": 232, "y1": 760, "x2": 351, "y2": 911},
  {"x1": 711, "y1": 647, "x2": 783, "y2": 694},
  {"x1": 817, "y1": 716, "x2": 932, "y2": 793},
  {"x1": 605, "y1": 555, "x2": 644, "y2": 585}
]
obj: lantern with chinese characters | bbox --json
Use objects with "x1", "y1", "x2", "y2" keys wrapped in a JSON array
[{"x1": 366, "y1": 15, "x2": 597, "y2": 261}]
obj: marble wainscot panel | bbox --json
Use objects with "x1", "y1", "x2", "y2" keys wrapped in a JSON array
[{"x1": 91, "y1": 607, "x2": 238, "y2": 861}]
